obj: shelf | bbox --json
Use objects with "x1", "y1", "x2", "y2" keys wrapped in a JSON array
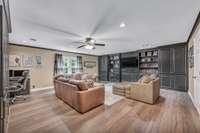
[
  {"x1": 139, "y1": 55, "x2": 158, "y2": 58},
  {"x1": 140, "y1": 61, "x2": 158, "y2": 64},
  {"x1": 140, "y1": 67, "x2": 158, "y2": 69}
]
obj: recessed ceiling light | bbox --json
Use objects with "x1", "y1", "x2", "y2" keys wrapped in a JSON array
[
  {"x1": 120, "y1": 22, "x2": 126, "y2": 28},
  {"x1": 23, "y1": 40, "x2": 27, "y2": 43}
]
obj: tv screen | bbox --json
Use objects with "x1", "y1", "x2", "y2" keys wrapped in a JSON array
[{"x1": 121, "y1": 57, "x2": 138, "y2": 68}]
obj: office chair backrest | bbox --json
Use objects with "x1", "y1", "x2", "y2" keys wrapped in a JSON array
[{"x1": 21, "y1": 71, "x2": 29, "y2": 90}]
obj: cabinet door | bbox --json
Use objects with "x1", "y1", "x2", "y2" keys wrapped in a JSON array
[
  {"x1": 175, "y1": 75, "x2": 187, "y2": 91},
  {"x1": 98, "y1": 56, "x2": 108, "y2": 81},
  {"x1": 174, "y1": 46, "x2": 186, "y2": 74},
  {"x1": 159, "y1": 74, "x2": 170, "y2": 89},
  {"x1": 159, "y1": 48, "x2": 170, "y2": 73},
  {"x1": 170, "y1": 75, "x2": 187, "y2": 91},
  {"x1": 99, "y1": 56, "x2": 108, "y2": 72}
]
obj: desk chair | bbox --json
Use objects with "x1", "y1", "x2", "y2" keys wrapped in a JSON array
[{"x1": 9, "y1": 71, "x2": 29, "y2": 104}]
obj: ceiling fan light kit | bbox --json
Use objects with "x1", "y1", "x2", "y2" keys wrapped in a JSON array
[
  {"x1": 76, "y1": 37, "x2": 106, "y2": 50},
  {"x1": 84, "y1": 44, "x2": 95, "y2": 50}
]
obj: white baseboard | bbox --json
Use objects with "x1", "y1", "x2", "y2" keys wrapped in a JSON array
[
  {"x1": 188, "y1": 91, "x2": 200, "y2": 116},
  {"x1": 31, "y1": 86, "x2": 54, "y2": 92}
]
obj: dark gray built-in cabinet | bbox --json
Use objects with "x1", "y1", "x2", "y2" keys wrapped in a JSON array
[
  {"x1": 98, "y1": 43, "x2": 188, "y2": 92},
  {"x1": 158, "y1": 44, "x2": 187, "y2": 91}
]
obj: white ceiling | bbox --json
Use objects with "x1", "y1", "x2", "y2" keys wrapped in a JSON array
[{"x1": 9, "y1": 0, "x2": 200, "y2": 55}]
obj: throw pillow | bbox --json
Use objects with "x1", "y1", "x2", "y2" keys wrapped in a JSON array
[
  {"x1": 72, "y1": 73, "x2": 82, "y2": 80},
  {"x1": 141, "y1": 75, "x2": 152, "y2": 83},
  {"x1": 150, "y1": 74, "x2": 157, "y2": 80},
  {"x1": 138, "y1": 74, "x2": 148, "y2": 83},
  {"x1": 85, "y1": 79, "x2": 94, "y2": 88}
]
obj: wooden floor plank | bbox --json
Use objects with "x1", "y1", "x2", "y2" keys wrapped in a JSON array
[{"x1": 8, "y1": 89, "x2": 200, "y2": 133}]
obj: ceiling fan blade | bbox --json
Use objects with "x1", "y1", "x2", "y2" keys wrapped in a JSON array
[
  {"x1": 72, "y1": 41, "x2": 84, "y2": 44},
  {"x1": 24, "y1": 20, "x2": 82, "y2": 38},
  {"x1": 94, "y1": 43, "x2": 105, "y2": 46},
  {"x1": 90, "y1": 5, "x2": 115, "y2": 36},
  {"x1": 99, "y1": 37, "x2": 132, "y2": 42},
  {"x1": 77, "y1": 45, "x2": 86, "y2": 49}
]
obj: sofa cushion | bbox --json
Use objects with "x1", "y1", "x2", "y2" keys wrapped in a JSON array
[
  {"x1": 68, "y1": 79, "x2": 88, "y2": 91},
  {"x1": 57, "y1": 77, "x2": 69, "y2": 82},
  {"x1": 54, "y1": 74, "x2": 64, "y2": 81},
  {"x1": 81, "y1": 74, "x2": 91, "y2": 80}
]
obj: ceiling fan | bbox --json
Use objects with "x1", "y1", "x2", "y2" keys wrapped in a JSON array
[{"x1": 74, "y1": 37, "x2": 106, "y2": 50}]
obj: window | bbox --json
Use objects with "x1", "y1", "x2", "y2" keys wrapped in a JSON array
[{"x1": 63, "y1": 56, "x2": 83, "y2": 74}]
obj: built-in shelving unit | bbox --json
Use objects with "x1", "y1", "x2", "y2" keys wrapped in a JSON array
[
  {"x1": 98, "y1": 43, "x2": 187, "y2": 91},
  {"x1": 139, "y1": 50, "x2": 159, "y2": 74},
  {"x1": 108, "y1": 54, "x2": 120, "y2": 82}
]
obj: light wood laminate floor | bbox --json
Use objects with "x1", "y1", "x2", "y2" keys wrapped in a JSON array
[{"x1": 8, "y1": 88, "x2": 200, "y2": 133}]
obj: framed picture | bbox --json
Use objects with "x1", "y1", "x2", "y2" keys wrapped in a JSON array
[
  {"x1": 9, "y1": 55, "x2": 21, "y2": 67},
  {"x1": 23, "y1": 55, "x2": 33, "y2": 67},
  {"x1": 189, "y1": 46, "x2": 194, "y2": 68},
  {"x1": 84, "y1": 61, "x2": 96, "y2": 68},
  {"x1": 35, "y1": 56, "x2": 42, "y2": 66}
]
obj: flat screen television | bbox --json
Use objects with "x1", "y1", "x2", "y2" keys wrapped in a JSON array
[{"x1": 121, "y1": 57, "x2": 138, "y2": 68}]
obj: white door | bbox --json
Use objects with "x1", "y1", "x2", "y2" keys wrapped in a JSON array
[{"x1": 194, "y1": 30, "x2": 200, "y2": 108}]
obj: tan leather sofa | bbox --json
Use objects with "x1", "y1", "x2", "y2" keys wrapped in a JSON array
[
  {"x1": 125, "y1": 78, "x2": 160, "y2": 104},
  {"x1": 53, "y1": 75, "x2": 105, "y2": 113}
]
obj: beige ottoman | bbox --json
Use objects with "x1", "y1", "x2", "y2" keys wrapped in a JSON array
[{"x1": 112, "y1": 82, "x2": 131, "y2": 96}]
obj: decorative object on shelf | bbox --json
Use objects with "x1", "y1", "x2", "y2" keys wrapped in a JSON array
[
  {"x1": 147, "y1": 51, "x2": 152, "y2": 56},
  {"x1": 9, "y1": 55, "x2": 21, "y2": 67},
  {"x1": 23, "y1": 55, "x2": 33, "y2": 67},
  {"x1": 147, "y1": 58, "x2": 151, "y2": 62},
  {"x1": 84, "y1": 61, "x2": 96, "y2": 68},
  {"x1": 141, "y1": 52, "x2": 146, "y2": 57},
  {"x1": 35, "y1": 55, "x2": 42, "y2": 66},
  {"x1": 153, "y1": 51, "x2": 158, "y2": 56}
]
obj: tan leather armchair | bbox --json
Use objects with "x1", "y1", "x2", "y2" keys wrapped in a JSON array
[{"x1": 125, "y1": 78, "x2": 160, "y2": 104}]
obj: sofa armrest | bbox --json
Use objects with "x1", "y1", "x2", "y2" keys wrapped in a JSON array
[{"x1": 76, "y1": 86, "x2": 105, "y2": 113}]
